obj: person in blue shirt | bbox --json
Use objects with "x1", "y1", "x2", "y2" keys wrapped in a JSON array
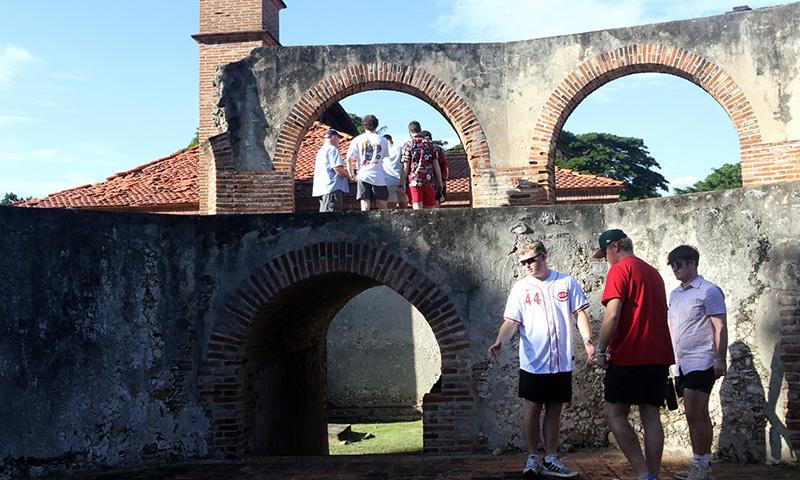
[{"x1": 312, "y1": 129, "x2": 351, "y2": 212}]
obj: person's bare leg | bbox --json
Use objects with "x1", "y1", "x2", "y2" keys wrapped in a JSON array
[
  {"x1": 639, "y1": 404, "x2": 664, "y2": 477},
  {"x1": 542, "y1": 401, "x2": 563, "y2": 456},
  {"x1": 387, "y1": 202, "x2": 397, "y2": 209},
  {"x1": 605, "y1": 402, "x2": 649, "y2": 478},
  {"x1": 684, "y1": 388, "x2": 712, "y2": 456},
  {"x1": 523, "y1": 400, "x2": 543, "y2": 455},
  {"x1": 360, "y1": 199, "x2": 370, "y2": 211},
  {"x1": 375, "y1": 199, "x2": 388, "y2": 210}
]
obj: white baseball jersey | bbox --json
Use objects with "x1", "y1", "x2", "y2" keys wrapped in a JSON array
[{"x1": 503, "y1": 271, "x2": 589, "y2": 374}]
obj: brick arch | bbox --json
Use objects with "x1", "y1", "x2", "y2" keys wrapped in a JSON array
[
  {"x1": 530, "y1": 44, "x2": 764, "y2": 202},
  {"x1": 200, "y1": 242, "x2": 476, "y2": 458},
  {"x1": 273, "y1": 63, "x2": 491, "y2": 194}
]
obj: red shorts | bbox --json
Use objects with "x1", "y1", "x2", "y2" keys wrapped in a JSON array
[{"x1": 408, "y1": 186, "x2": 437, "y2": 207}]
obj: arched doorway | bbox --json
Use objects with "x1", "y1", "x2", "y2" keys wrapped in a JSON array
[
  {"x1": 530, "y1": 44, "x2": 763, "y2": 201},
  {"x1": 293, "y1": 91, "x2": 474, "y2": 211},
  {"x1": 327, "y1": 285, "x2": 442, "y2": 454},
  {"x1": 199, "y1": 243, "x2": 474, "y2": 458},
  {"x1": 273, "y1": 63, "x2": 491, "y2": 206}
]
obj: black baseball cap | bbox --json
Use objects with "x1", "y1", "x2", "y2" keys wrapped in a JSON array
[
  {"x1": 324, "y1": 128, "x2": 342, "y2": 138},
  {"x1": 593, "y1": 229, "x2": 628, "y2": 259}
]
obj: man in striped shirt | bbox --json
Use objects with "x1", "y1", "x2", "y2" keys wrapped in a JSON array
[
  {"x1": 667, "y1": 245, "x2": 727, "y2": 480},
  {"x1": 490, "y1": 241, "x2": 595, "y2": 478}
]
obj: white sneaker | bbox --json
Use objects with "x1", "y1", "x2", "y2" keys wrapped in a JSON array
[
  {"x1": 685, "y1": 464, "x2": 714, "y2": 480},
  {"x1": 674, "y1": 468, "x2": 690, "y2": 480},
  {"x1": 523, "y1": 454, "x2": 541, "y2": 476},
  {"x1": 540, "y1": 456, "x2": 578, "y2": 478}
]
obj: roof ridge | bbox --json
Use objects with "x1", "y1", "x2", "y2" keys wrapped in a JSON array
[
  {"x1": 312, "y1": 120, "x2": 355, "y2": 140},
  {"x1": 557, "y1": 167, "x2": 624, "y2": 185},
  {"x1": 106, "y1": 145, "x2": 200, "y2": 181}
]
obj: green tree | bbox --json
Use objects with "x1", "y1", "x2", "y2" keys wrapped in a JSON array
[
  {"x1": 348, "y1": 113, "x2": 387, "y2": 135},
  {"x1": 556, "y1": 130, "x2": 669, "y2": 200},
  {"x1": 445, "y1": 143, "x2": 465, "y2": 154},
  {"x1": 186, "y1": 129, "x2": 199, "y2": 149},
  {"x1": 1, "y1": 192, "x2": 31, "y2": 205},
  {"x1": 348, "y1": 113, "x2": 365, "y2": 134},
  {"x1": 673, "y1": 163, "x2": 742, "y2": 194}
]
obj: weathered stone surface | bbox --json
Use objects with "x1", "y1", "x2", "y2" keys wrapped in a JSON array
[
  {"x1": 0, "y1": 181, "x2": 798, "y2": 477},
  {"x1": 206, "y1": 3, "x2": 800, "y2": 212},
  {"x1": 327, "y1": 286, "x2": 441, "y2": 422}
]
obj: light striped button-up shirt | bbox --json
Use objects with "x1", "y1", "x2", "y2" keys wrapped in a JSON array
[{"x1": 668, "y1": 275, "x2": 726, "y2": 374}]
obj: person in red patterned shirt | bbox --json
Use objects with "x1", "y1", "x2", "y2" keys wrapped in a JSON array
[
  {"x1": 401, "y1": 121, "x2": 442, "y2": 209},
  {"x1": 422, "y1": 130, "x2": 449, "y2": 206}
]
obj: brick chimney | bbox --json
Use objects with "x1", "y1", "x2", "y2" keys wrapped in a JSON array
[{"x1": 193, "y1": 0, "x2": 286, "y2": 144}]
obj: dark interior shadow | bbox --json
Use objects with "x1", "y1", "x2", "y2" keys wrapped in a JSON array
[{"x1": 718, "y1": 341, "x2": 767, "y2": 462}]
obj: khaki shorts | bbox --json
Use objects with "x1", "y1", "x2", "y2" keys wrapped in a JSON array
[{"x1": 387, "y1": 186, "x2": 408, "y2": 204}]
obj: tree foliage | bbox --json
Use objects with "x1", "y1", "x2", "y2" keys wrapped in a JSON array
[
  {"x1": 445, "y1": 143, "x2": 465, "y2": 154},
  {"x1": 186, "y1": 129, "x2": 199, "y2": 149},
  {"x1": 348, "y1": 113, "x2": 365, "y2": 134},
  {"x1": 555, "y1": 130, "x2": 669, "y2": 200},
  {"x1": 348, "y1": 113, "x2": 387, "y2": 135},
  {"x1": 1, "y1": 192, "x2": 31, "y2": 205},
  {"x1": 673, "y1": 163, "x2": 742, "y2": 194}
]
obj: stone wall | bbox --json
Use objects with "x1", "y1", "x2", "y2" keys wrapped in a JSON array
[
  {"x1": 0, "y1": 181, "x2": 798, "y2": 477},
  {"x1": 327, "y1": 286, "x2": 441, "y2": 421},
  {"x1": 203, "y1": 3, "x2": 800, "y2": 212}
]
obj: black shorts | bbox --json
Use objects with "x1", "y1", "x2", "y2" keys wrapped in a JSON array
[
  {"x1": 356, "y1": 181, "x2": 389, "y2": 201},
  {"x1": 519, "y1": 370, "x2": 572, "y2": 404},
  {"x1": 676, "y1": 366, "x2": 716, "y2": 396},
  {"x1": 604, "y1": 364, "x2": 669, "y2": 407}
]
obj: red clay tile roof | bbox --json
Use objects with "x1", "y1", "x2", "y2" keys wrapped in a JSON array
[
  {"x1": 555, "y1": 167, "x2": 624, "y2": 189},
  {"x1": 16, "y1": 147, "x2": 200, "y2": 210},
  {"x1": 16, "y1": 121, "x2": 623, "y2": 211}
]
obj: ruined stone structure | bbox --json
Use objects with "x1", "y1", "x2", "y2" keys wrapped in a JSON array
[
  {"x1": 1, "y1": 181, "x2": 799, "y2": 477},
  {"x1": 3, "y1": 3, "x2": 800, "y2": 478},
  {"x1": 199, "y1": 2, "x2": 800, "y2": 213}
]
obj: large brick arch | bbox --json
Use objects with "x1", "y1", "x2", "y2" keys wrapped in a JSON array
[
  {"x1": 199, "y1": 242, "x2": 476, "y2": 457},
  {"x1": 273, "y1": 63, "x2": 491, "y2": 202},
  {"x1": 530, "y1": 44, "x2": 764, "y2": 201}
]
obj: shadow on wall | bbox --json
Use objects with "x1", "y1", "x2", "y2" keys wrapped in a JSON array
[
  {"x1": 326, "y1": 286, "x2": 442, "y2": 422},
  {"x1": 767, "y1": 343, "x2": 794, "y2": 460},
  {"x1": 718, "y1": 341, "x2": 767, "y2": 462}
]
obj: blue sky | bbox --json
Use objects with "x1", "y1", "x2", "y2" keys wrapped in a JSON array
[{"x1": 0, "y1": 0, "x2": 791, "y2": 198}]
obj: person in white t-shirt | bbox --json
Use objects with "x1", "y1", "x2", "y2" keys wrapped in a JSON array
[
  {"x1": 489, "y1": 241, "x2": 595, "y2": 479},
  {"x1": 346, "y1": 114, "x2": 389, "y2": 211}
]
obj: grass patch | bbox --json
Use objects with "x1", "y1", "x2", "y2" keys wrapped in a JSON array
[{"x1": 328, "y1": 420, "x2": 422, "y2": 455}]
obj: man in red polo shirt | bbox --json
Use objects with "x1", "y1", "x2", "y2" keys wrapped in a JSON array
[{"x1": 593, "y1": 229, "x2": 674, "y2": 480}]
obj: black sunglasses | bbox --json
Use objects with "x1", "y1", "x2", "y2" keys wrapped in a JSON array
[
  {"x1": 520, "y1": 253, "x2": 543, "y2": 266},
  {"x1": 669, "y1": 261, "x2": 686, "y2": 270}
]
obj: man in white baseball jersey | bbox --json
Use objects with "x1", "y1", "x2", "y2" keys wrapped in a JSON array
[
  {"x1": 489, "y1": 241, "x2": 595, "y2": 478},
  {"x1": 667, "y1": 245, "x2": 727, "y2": 480}
]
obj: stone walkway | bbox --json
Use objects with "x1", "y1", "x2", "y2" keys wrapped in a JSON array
[{"x1": 45, "y1": 450, "x2": 798, "y2": 480}]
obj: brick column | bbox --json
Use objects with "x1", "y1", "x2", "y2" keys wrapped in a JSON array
[
  {"x1": 193, "y1": 0, "x2": 286, "y2": 145},
  {"x1": 193, "y1": 0, "x2": 288, "y2": 214},
  {"x1": 780, "y1": 289, "x2": 800, "y2": 452}
]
